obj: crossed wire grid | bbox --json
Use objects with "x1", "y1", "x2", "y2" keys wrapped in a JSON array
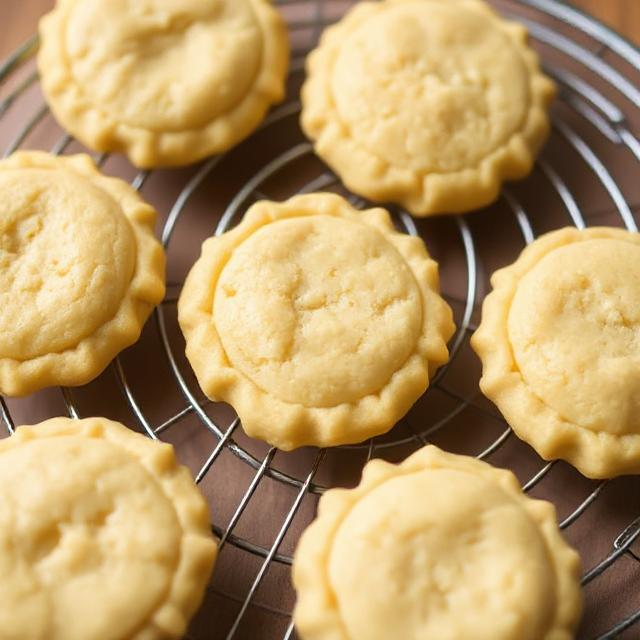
[{"x1": 0, "y1": 0, "x2": 639, "y2": 638}]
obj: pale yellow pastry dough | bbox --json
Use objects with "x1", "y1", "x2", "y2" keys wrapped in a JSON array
[
  {"x1": 38, "y1": 0, "x2": 289, "y2": 168},
  {"x1": 178, "y1": 193, "x2": 454, "y2": 449},
  {"x1": 472, "y1": 227, "x2": 640, "y2": 479},
  {"x1": 0, "y1": 151, "x2": 165, "y2": 396},
  {"x1": 301, "y1": 0, "x2": 555, "y2": 216},
  {"x1": 293, "y1": 445, "x2": 582, "y2": 640},
  {"x1": 0, "y1": 416, "x2": 217, "y2": 640}
]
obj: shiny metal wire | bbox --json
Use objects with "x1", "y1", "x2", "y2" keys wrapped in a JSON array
[{"x1": 1, "y1": 1, "x2": 639, "y2": 638}]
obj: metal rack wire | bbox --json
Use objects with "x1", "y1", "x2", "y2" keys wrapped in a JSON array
[{"x1": 1, "y1": 0, "x2": 639, "y2": 638}]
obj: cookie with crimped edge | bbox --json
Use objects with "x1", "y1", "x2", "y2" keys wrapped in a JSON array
[
  {"x1": 301, "y1": 0, "x2": 555, "y2": 216},
  {"x1": 178, "y1": 192, "x2": 454, "y2": 450},
  {"x1": 293, "y1": 445, "x2": 582, "y2": 640},
  {"x1": 0, "y1": 416, "x2": 217, "y2": 640},
  {"x1": 472, "y1": 226, "x2": 640, "y2": 479},
  {"x1": 38, "y1": 0, "x2": 289, "y2": 168},
  {"x1": 0, "y1": 151, "x2": 165, "y2": 396}
]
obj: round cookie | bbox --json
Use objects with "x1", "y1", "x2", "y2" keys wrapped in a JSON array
[
  {"x1": 38, "y1": 0, "x2": 289, "y2": 167},
  {"x1": 301, "y1": 0, "x2": 555, "y2": 216},
  {"x1": 0, "y1": 151, "x2": 165, "y2": 396},
  {"x1": 292, "y1": 445, "x2": 582, "y2": 640},
  {"x1": 472, "y1": 227, "x2": 640, "y2": 479},
  {"x1": 178, "y1": 193, "x2": 454, "y2": 449},
  {"x1": 0, "y1": 416, "x2": 217, "y2": 640}
]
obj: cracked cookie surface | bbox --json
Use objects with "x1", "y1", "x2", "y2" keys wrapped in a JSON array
[
  {"x1": 0, "y1": 151, "x2": 165, "y2": 396},
  {"x1": 472, "y1": 227, "x2": 640, "y2": 478},
  {"x1": 38, "y1": 0, "x2": 289, "y2": 167},
  {"x1": 178, "y1": 193, "x2": 454, "y2": 449},
  {"x1": 293, "y1": 446, "x2": 582, "y2": 640},
  {"x1": 301, "y1": 0, "x2": 555, "y2": 216},
  {"x1": 0, "y1": 416, "x2": 217, "y2": 640}
]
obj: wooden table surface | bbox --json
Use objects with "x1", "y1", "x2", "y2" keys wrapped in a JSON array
[{"x1": 0, "y1": 0, "x2": 638, "y2": 59}]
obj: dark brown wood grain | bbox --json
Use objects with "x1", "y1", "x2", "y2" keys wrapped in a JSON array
[{"x1": 573, "y1": 0, "x2": 640, "y2": 44}]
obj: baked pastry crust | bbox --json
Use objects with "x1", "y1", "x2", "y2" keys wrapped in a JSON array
[
  {"x1": 472, "y1": 227, "x2": 640, "y2": 479},
  {"x1": 301, "y1": 0, "x2": 555, "y2": 216},
  {"x1": 0, "y1": 151, "x2": 165, "y2": 396},
  {"x1": 293, "y1": 445, "x2": 582, "y2": 640},
  {"x1": 38, "y1": 0, "x2": 289, "y2": 168},
  {"x1": 0, "y1": 416, "x2": 217, "y2": 640},
  {"x1": 178, "y1": 193, "x2": 454, "y2": 450}
]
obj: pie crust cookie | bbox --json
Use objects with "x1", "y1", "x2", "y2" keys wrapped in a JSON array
[
  {"x1": 0, "y1": 416, "x2": 217, "y2": 640},
  {"x1": 472, "y1": 227, "x2": 640, "y2": 479},
  {"x1": 38, "y1": 0, "x2": 289, "y2": 168},
  {"x1": 0, "y1": 151, "x2": 165, "y2": 396},
  {"x1": 301, "y1": 0, "x2": 556, "y2": 216},
  {"x1": 178, "y1": 193, "x2": 454, "y2": 450},
  {"x1": 293, "y1": 445, "x2": 582, "y2": 640}
]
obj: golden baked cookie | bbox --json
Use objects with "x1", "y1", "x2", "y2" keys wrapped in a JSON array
[
  {"x1": 0, "y1": 151, "x2": 165, "y2": 396},
  {"x1": 38, "y1": 0, "x2": 289, "y2": 168},
  {"x1": 178, "y1": 193, "x2": 454, "y2": 450},
  {"x1": 0, "y1": 416, "x2": 217, "y2": 640},
  {"x1": 472, "y1": 227, "x2": 640, "y2": 479},
  {"x1": 293, "y1": 445, "x2": 582, "y2": 640},
  {"x1": 301, "y1": 0, "x2": 555, "y2": 216}
]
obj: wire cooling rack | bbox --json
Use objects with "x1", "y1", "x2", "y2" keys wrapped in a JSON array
[{"x1": 1, "y1": 1, "x2": 640, "y2": 638}]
